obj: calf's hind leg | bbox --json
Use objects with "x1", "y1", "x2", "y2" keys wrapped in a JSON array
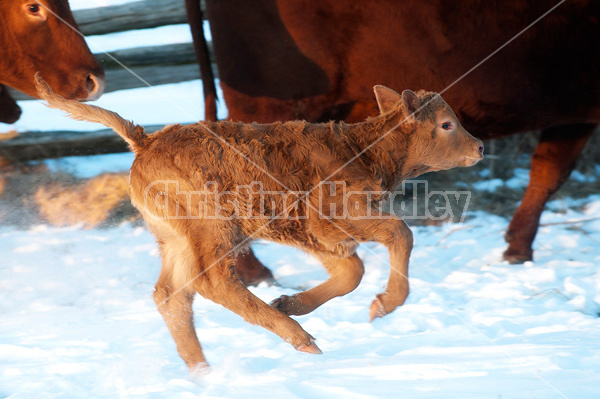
[
  {"x1": 191, "y1": 240, "x2": 322, "y2": 354},
  {"x1": 154, "y1": 236, "x2": 207, "y2": 370}
]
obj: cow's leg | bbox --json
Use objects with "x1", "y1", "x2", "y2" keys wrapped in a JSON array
[
  {"x1": 193, "y1": 244, "x2": 322, "y2": 354},
  {"x1": 270, "y1": 253, "x2": 365, "y2": 316},
  {"x1": 504, "y1": 124, "x2": 595, "y2": 263},
  {"x1": 272, "y1": 216, "x2": 412, "y2": 320},
  {"x1": 234, "y1": 248, "x2": 274, "y2": 286}
]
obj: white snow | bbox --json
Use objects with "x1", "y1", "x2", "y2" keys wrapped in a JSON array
[
  {"x1": 1, "y1": 200, "x2": 599, "y2": 398},
  {"x1": 472, "y1": 168, "x2": 532, "y2": 192},
  {"x1": 86, "y1": 24, "x2": 195, "y2": 53}
]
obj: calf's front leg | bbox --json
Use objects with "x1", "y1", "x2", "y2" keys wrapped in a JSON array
[
  {"x1": 271, "y1": 252, "x2": 365, "y2": 315},
  {"x1": 363, "y1": 218, "x2": 413, "y2": 321},
  {"x1": 276, "y1": 216, "x2": 413, "y2": 320}
]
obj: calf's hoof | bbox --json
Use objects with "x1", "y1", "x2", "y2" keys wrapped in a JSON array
[
  {"x1": 270, "y1": 294, "x2": 308, "y2": 316},
  {"x1": 369, "y1": 291, "x2": 407, "y2": 322},
  {"x1": 189, "y1": 361, "x2": 210, "y2": 378},
  {"x1": 502, "y1": 247, "x2": 533, "y2": 264},
  {"x1": 296, "y1": 340, "x2": 323, "y2": 354},
  {"x1": 369, "y1": 295, "x2": 388, "y2": 322}
]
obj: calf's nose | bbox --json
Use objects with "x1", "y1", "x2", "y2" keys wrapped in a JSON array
[{"x1": 474, "y1": 139, "x2": 484, "y2": 159}]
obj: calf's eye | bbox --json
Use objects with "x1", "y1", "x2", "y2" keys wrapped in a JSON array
[
  {"x1": 28, "y1": 4, "x2": 40, "y2": 13},
  {"x1": 441, "y1": 122, "x2": 453, "y2": 130}
]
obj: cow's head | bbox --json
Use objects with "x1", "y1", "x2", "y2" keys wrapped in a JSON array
[
  {"x1": 374, "y1": 85, "x2": 484, "y2": 172},
  {"x1": 0, "y1": 85, "x2": 22, "y2": 124},
  {"x1": 0, "y1": 0, "x2": 104, "y2": 100}
]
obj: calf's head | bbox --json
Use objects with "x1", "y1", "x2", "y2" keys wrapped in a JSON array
[
  {"x1": 375, "y1": 86, "x2": 484, "y2": 172},
  {"x1": 0, "y1": 0, "x2": 104, "y2": 100}
]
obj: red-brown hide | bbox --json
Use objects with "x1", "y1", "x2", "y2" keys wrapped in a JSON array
[{"x1": 193, "y1": 0, "x2": 600, "y2": 264}]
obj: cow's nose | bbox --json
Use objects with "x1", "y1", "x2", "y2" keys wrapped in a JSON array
[
  {"x1": 479, "y1": 145, "x2": 484, "y2": 155},
  {"x1": 6, "y1": 106, "x2": 22, "y2": 124},
  {"x1": 84, "y1": 73, "x2": 105, "y2": 101}
]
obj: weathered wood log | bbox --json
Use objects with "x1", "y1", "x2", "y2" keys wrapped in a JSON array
[
  {"x1": 0, "y1": 125, "x2": 164, "y2": 163},
  {"x1": 96, "y1": 42, "x2": 213, "y2": 69},
  {"x1": 103, "y1": 64, "x2": 203, "y2": 92},
  {"x1": 9, "y1": 61, "x2": 217, "y2": 101},
  {"x1": 74, "y1": 0, "x2": 189, "y2": 36}
]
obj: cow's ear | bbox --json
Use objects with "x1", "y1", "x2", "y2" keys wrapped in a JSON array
[
  {"x1": 374, "y1": 85, "x2": 401, "y2": 114},
  {"x1": 402, "y1": 89, "x2": 422, "y2": 121}
]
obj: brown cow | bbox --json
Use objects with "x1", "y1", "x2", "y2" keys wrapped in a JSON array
[
  {"x1": 36, "y1": 75, "x2": 483, "y2": 370},
  {"x1": 0, "y1": 85, "x2": 21, "y2": 124},
  {"x1": 0, "y1": 0, "x2": 104, "y2": 101},
  {"x1": 190, "y1": 0, "x2": 599, "y2": 268}
]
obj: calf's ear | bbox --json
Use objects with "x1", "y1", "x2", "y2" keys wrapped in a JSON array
[
  {"x1": 402, "y1": 89, "x2": 422, "y2": 122},
  {"x1": 374, "y1": 85, "x2": 401, "y2": 114}
]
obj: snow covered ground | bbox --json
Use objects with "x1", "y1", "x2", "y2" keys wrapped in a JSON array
[
  {"x1": 1, "y1": 196, "x2": 599, "y2": 398},
  {"x1": 1, "y1": 0, "x2": 600, "y2": 397}
]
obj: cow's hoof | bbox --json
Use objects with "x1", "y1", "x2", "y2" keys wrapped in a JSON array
[
  {"x1": 235, "y1": 251, "x2": 275, "y2": 286},
  {"x1": 503, "y1": 247, "x2": 533, "y2": 264},
  {"x1": 241, "y1": 268, "x2": 275, "y2": 287},
  {"x1": 369, "y1": 295, "x2": 387, "y2": 322},
  {"x1": 296, "y1": 340, "x2": 322, "y2": 354}
]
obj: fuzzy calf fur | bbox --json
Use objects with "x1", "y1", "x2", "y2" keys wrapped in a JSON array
[{"x1": 36, "y1": 73, "x2": 483, "y2": 370}]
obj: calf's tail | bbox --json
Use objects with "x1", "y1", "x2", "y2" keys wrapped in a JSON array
[{"x1": 34, "y1": 73, "x2": 145, "y2": 153}]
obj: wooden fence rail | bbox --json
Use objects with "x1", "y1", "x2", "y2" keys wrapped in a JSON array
[
  {"x1": 0, "y1": 126, "x2": 164, "y2": 163},
  {"x1": 74, "y1": 0, "x2": 193, "y2": 36}
]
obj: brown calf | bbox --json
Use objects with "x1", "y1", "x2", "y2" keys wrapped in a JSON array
[{"x1": 36, "y1": 75, "x2": 483, "y2": 370}]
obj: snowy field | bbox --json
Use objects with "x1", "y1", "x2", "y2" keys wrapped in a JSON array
[
  {"x1": 1, "y1": 1, "x2": 600, "y2": 398},
  {"x1": 1, "y1": 197, "x2": 599, "y2": 398}
]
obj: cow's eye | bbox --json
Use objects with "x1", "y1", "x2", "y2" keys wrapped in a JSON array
[
  {"x1": 28, "y1": 4, "x2": 40, "y2": 13},
  {"x1": 25, "y1": 3, "x2": 47, "y2": 20},
  {"x1": 441, "y1": 122, "x2": 453, "y2": 130}
]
